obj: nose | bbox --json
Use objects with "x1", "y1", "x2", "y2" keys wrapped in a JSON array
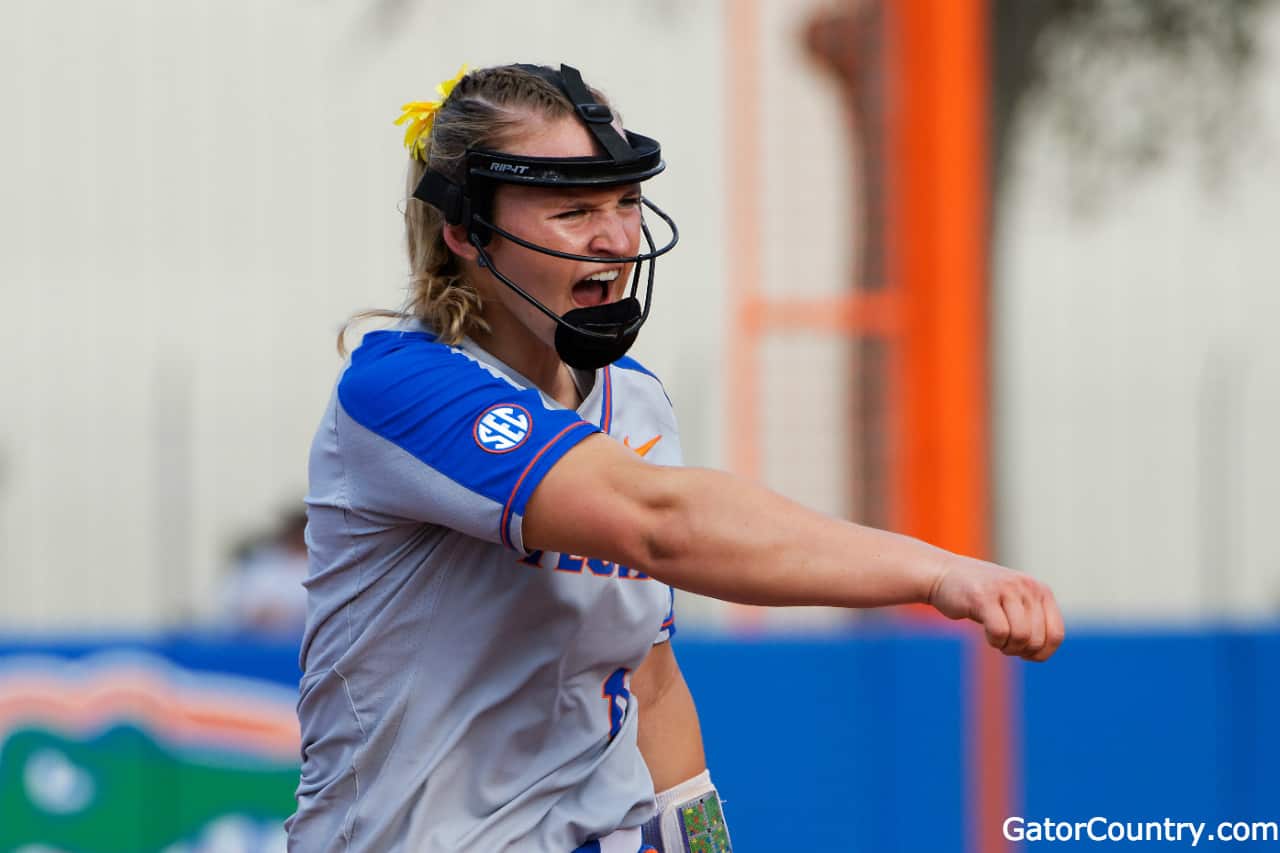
[{"x1": 587, "y1": 209, "x2": 638, "y2": 259}]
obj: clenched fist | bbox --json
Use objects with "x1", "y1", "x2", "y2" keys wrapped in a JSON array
[{"x1": 927, "y1": 555, "x2": 1065, "y2": 661}]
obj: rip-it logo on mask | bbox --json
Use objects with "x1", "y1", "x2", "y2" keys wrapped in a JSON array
[{"x1": 474, "y1": 404, "x2": 532, "y2": 453}]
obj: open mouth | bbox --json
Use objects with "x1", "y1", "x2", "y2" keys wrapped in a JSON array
[{"x1": 571, "y1": 269, "x2": 620, "y2": 308}]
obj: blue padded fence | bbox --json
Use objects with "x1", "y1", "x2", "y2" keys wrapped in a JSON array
[{"x1": 1, "y1": 626, "x2": 1277, "y2": 851}]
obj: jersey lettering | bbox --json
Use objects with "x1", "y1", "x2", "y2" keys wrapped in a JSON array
[
  {"x1": 601, "y1": 667, "x2": 631, "y2": 741},
  {"x1": 549, "y1": 552, "x2": 648, "y2": 580}
]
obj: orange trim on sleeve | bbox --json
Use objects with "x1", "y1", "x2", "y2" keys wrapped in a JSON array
[
  {"x1": 600, "y1": 365, "x2": 614, "y2": 433},
  {"x1": 500, "y1": 422, "x2": 593, "y2": 550}
]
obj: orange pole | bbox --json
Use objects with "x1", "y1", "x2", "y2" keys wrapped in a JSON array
[
  {"x1": 884, "y1": 9, "x2": 990, "y2": 573},
  {"x1": 885, "y1": 2, "x2": 1009, "y2": 852},
  {"x1": 930, "y1": 0, "x2": 990, "y2": 561},
  {"x1": 888, "y1": 3, "x2": 933, "y2": 544},
  {"x1": 887, "y1": 0, "x2": 989, "y2": 550}
]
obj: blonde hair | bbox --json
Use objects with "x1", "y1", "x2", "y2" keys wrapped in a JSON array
[{"x1": 339, "y1": 65, "x2": 612, "y2": 354}]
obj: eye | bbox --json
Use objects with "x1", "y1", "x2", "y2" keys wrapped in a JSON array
[
  {"x1": 553, "y1": 208, "x2": 589, "y2": 220},
  {"x1": 619, "y1": 195, "x2": 642, "y2": 209}
]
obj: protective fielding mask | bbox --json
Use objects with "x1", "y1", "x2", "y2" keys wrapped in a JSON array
[{"x1": 412, "y1": 63, "x2": 679, "y2": 370}]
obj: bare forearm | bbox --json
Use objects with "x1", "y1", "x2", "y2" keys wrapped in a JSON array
[
  {"x1": 640, "y1": 467, "x2": 947, "y2": 609},
  {"x1": 633, "y1": 644, "x2": 706, "y2": 791}
]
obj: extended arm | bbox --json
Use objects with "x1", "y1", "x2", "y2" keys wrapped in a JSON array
[{"x1": 525, "y1": 434, "x2": 1064, "y2": 660}]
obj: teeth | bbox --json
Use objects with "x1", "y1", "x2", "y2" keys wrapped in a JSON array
[{"x1": 584, "y1": 270, "x2": 619, "y2": 282}]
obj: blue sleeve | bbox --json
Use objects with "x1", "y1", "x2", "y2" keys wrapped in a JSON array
[
  {"x1": 334, "y1": 332, "x2": 598, "y2": 551},
  {"x1": 654, "y1": 585, "x2": 676, "y2": 644}
]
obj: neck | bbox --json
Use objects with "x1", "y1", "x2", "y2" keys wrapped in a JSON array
[{"x1": 473, "y1": 311, "x2": 582, "y2": 410}]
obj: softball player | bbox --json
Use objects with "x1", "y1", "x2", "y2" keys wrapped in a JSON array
[{"x1": 286, "y1": 63, "x2": 1064, "y2": 853}]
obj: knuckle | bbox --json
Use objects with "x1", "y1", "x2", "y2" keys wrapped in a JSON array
[{"x1": 1004, "y1": 577, "x2": 1034, "y2": 599}]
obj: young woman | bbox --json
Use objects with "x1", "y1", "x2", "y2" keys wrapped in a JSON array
[{"x1": 286, "y1": 63, "x2": 1064, "y2": 853}]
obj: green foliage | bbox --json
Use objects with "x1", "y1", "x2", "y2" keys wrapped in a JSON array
[{"x1": 993, "y1": 0, "x2": 1277, "y2": 205}]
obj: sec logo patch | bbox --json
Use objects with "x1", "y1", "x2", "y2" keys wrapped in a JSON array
[{"x1": 474, "y1": 404, "x2": 532, "y2": 453}]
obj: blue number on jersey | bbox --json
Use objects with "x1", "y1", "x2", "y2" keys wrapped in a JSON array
[{"x1": 601, "y1": 667, "x2": 631, "y2": 741}]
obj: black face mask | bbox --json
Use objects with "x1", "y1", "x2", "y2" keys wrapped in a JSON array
[
  {"x1": 412, "y1": 63, "x2": 680, "y2": 369},
  {"x1": 558, "y1": 299, "x2": 643, "y2": 371},
  {"x1": 469, "y1": 202, "x2": 676, "y2": 370}
]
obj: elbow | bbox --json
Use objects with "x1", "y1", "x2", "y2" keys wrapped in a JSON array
[{"x1": 628, "y1": 476, "x2": 697, "y2": 580}]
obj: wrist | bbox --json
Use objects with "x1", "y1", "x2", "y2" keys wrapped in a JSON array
[
  {"x1": 881, "y1": 528, "x2": 952, "y2": 606},
  {"x1": 921, "y1": 545, "x2": 956, "y2": 608}
]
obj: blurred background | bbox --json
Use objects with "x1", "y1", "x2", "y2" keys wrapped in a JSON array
[{"x1": 2, "y1": 0, "x2": 1279, "y2": 850}]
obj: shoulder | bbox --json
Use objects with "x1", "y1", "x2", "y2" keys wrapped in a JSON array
[
  {"x1": 610, "y1": 355, "x2": 671, "y2": 405},
  {"x1": 612, "y1": 354, "x2": 661, "y2": 382},
  {"x1": 338, "y1": 330, "x2": 515, "y2": 423}
]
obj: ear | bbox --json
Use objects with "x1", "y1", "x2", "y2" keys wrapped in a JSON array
[{"x1": 441, "y1": 223, "x2": 479, "y2": 262}]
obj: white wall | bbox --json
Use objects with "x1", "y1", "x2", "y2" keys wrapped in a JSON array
[{"x1": 0, "y1": 0, "x2": 732, "y2": 628}]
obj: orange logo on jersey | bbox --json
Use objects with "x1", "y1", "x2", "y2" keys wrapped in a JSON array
[{"x1": 623, "y1": 434, "x2": 662, "y2": 457}]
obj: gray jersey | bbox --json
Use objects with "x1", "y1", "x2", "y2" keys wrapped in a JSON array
[{"x1": 286, "y1": 327, "x2": 679, "y2": 853}]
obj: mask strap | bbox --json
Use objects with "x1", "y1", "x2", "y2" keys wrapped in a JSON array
[{"x1": 558, "y1": 64, "x2": 635, "y2": 163}]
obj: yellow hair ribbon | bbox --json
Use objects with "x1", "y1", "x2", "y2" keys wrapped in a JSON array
[{"x1": 395, "y1": 64, "x2": 469, "y2": 162}]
